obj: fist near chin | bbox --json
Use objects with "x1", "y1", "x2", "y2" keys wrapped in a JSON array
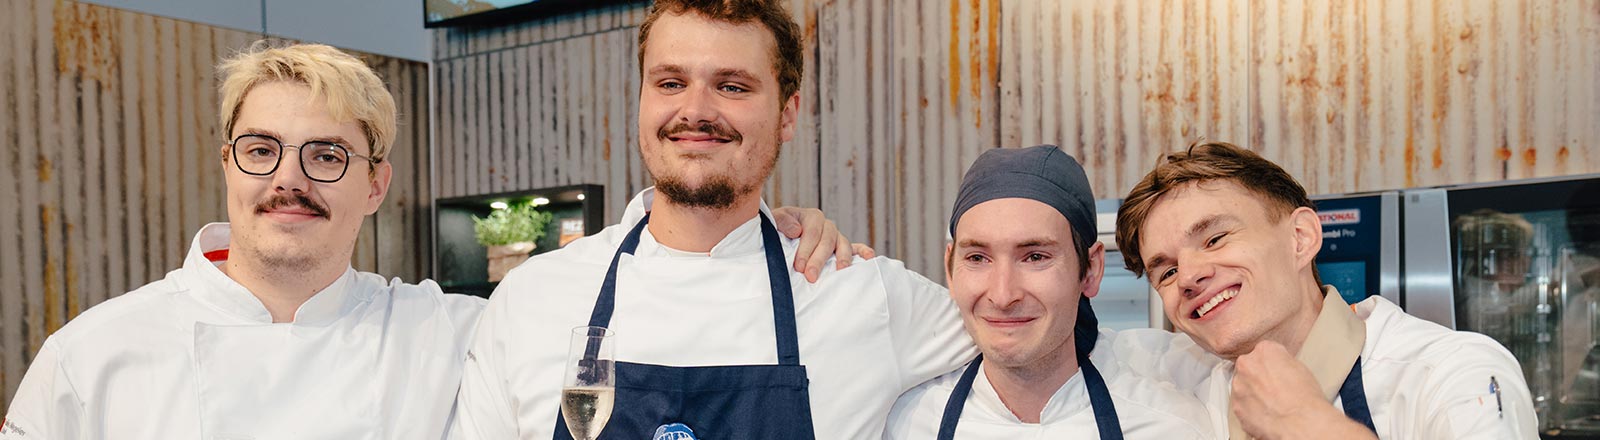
[{"x1": 1230, "y1": 341, "x2": 1336, "y2": 439}]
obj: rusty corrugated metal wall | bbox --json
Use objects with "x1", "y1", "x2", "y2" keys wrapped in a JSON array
[
  {"x1": 434, "y1": 0, "x2": 1599, "y2": 281},
  {"x1": 0, "y1": 0, "x2": 433, "y2": 412},
  {"x1": 1000, "y1": 0, "x2": 1599, "y2": 196}
]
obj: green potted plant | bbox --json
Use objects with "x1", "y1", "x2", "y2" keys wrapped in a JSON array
[{"x1": 473, "y1": 202, "x2": 554, "y2": 282}]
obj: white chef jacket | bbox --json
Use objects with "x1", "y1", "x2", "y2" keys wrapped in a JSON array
[
  {"x1": 450, "y1": 188, "x2": 977, "y2": 439},
  {"x1": 0, "y1": 223, "x2": 485, "y2": 440},
  {"x1": 1108, "y1": 290, "x2": 1538, "y2": 439},
  {"x1": 885, "y1": 329, "x2": 1215, "y2": 439}
]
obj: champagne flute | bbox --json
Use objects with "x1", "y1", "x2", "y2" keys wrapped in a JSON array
[{"x1": 562, "y1": 326, "x2": 615, "y2": 440}]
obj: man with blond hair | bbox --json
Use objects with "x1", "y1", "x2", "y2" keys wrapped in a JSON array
[
  {"x1": 0, "y1": 41, "x2": 853, "y2": 440},
  {"x1": 0, "y1": 41, "x2": 483, "y2": 440}
]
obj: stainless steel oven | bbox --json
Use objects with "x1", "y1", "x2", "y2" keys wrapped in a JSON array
[{"x1": 1404, "y1": 174, "x2": 1600, "y2": 437}]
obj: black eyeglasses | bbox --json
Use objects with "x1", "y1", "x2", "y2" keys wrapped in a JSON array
[{"x1": 228, "y1": 134, "x2": 379, "y2": 183}]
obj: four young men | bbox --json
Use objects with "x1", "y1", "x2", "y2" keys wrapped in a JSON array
[{"x1": 1, "y1": 0, "x2": 1542, "y2": 438}]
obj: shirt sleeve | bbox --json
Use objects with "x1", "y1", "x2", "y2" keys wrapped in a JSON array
[
  {"x1": 1413, "y1": 337, "x2": 1540, "y2": 439},
  {"x1": 1102, "y1": 328, "x2": 1225, "y2": 392},
  {"x1": 874, "y1": 257, "x2": 978, "y2": 391},
  {"x1": 448, "y1": 292, "x2": 520, "y2": 440},
  {"x1": 2, "y1": 339, "x2": 82, "y2": 440}
]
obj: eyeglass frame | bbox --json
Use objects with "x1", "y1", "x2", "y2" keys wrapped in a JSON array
[{"x1": 227, "y1": 134, "x2": 381, "y2": 183}]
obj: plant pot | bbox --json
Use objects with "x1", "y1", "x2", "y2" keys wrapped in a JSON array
[{"x1": 486, "y1": 241, "x2": 537, "y2": 282}]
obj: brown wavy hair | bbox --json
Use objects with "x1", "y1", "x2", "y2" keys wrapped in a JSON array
[
  {"x1": 1115, "y1": 140, "x2": 1319, "y2": 286},
  {"x1": 638, "y1": 0, "x2": 804, "y2": 103}
]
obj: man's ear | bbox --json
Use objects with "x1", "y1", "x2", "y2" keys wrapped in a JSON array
[
  {"x1": 365, "y1": 160, "x2": 393, "y2": 215},
  {"x1": 1287, "y1": 206, "x2": 1323, "y2": 274},
  {"x1": 778, "y1": 92, "x2": 799, "y2": 143},
  {"x1": 1081, "y1": 241, "x2": 1106, "y2": 299},
  {"x1": 219, "y1": 145, "x2": 233, "y2": 186},
  {"x1": 944, "y1": 242, "x2": 956, "y2": 288}
]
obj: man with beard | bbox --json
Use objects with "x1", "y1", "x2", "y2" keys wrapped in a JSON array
[
  {"x1": 450, "y1": 0, "x2": 976, "y2": 438},
  {"x1": 1109, "y1": 141, "x2": 1536, "y2": 439},
  {"x1": 0, "y1": 42, "x2": 858, "y2": 440}
]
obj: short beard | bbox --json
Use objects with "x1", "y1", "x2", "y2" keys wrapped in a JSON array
[
  {"x1": 234, "y1": 239, "x2": 322, "y2": 276},
  {"x1": 655, "y1": 172, "x2": 744, "y2": 210},
  {"x1": 646, "y1": 122, "x2": 781, "y2": 211},
  {"x1": 259, "y1": 251, "x2": 318, "y2": 273}
]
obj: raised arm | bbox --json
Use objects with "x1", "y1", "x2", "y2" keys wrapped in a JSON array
[{"x1": 770, "y1": 206, "x2": 877, "y2": 282}]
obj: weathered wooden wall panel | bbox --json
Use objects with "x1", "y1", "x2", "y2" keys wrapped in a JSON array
[
  {"x1": 0, "y1": 0, "x2": 432, "y2": 412},
  {"x1": 434, "y1": 0, "x2": 1598, "y2": 285}
]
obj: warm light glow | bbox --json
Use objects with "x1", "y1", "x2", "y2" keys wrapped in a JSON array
[
  {"x1": 532, "y1": 197, "x2": 550, "y2": 206},
  {"x1": 576, "y1": 194, "x2": 586, "y2": 201},
  {"x1": 489, "y1": 201, "x2": 509, "y2": 210}
]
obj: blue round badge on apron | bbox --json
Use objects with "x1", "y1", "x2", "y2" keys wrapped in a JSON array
[
  {"x1": 653, "y1": 423, "x2": 697, "y2": 440},
  {"x1": 551, "y1": 212, "x2": 817, "y2": 439}
]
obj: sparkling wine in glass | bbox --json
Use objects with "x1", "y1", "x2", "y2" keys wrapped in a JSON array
[{"x1": 562, "y1": 326, "x2": 615, "y2": 440}]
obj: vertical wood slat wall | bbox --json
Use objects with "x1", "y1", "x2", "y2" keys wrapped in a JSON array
[
  {"x1": 434, "y1": 0, "x2": 1599, "y2": 283},
  {"x1": 0, "y1": 1, "x2": 432, "y2": 412}
]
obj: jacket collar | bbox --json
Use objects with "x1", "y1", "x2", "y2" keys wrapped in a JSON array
[
  {"x1": 1296, "y1": 286, "x2": 1368, "y2": 400},
  {"x1": 176, "y1": 223, "x2": 366, "y2": 326},
  {"x1": 1227, "y1": 286, "x2": 1365, "y2": 438},
  {"x1": 968, "y1": 359, "x2": 1092, "y2": 425},
  {"x1": 619, "y1": 187, "x2": 776, "y2": 259}
]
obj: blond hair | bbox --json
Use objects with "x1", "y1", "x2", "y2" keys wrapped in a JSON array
[{"x1": 217, "y1": 41, "x2": 396, "y2": 162}]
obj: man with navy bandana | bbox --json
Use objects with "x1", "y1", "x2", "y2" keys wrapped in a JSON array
[{"x1": 884, "y1": 145, "x2": 1212, "y2": 439}]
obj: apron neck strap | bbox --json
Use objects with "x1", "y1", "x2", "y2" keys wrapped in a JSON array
[
  {"x1": 1078, "y1": 348, "x2": 1123, "y2": 439},
  {"x1": 936, "y1": 352, "x2": 1125, "y2": 440},
  {"x1": 587, "y1": 212, "x2": 651, "y2": 329},
  {"x1": 936, "y1": 355, "x2": 985, "y2": 439},
  {"x1": 756, "y1": 212, "x2": 803, "y2": 365},
  {"x1": 1338, "y1": 357, "x2": 1377, "y2": 434},
  {"x1": 586, "y1": 211, "x2": 802, "y2": 366}
]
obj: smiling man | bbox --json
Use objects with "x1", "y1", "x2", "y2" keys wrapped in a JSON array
[
  {"x1": 1110, "y1": 141, "x2": 1536, "y2": 439},
  {"x1": 883, "y1": 146, "x2": 1211, "y2": 439},
  {"x1": 0, "y1": 42, "x2": 485, "y2": 439},
  {"x1": 449, "y1": 0, "x2": 975, "y2": 438}
]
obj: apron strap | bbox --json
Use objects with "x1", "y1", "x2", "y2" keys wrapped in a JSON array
[
  {"x1": 1339, "y1": 357, "x2": 1378, "y2": 435},
  {"x1": 588, "y1": 212, "x2": 651, "y2": 329},
  {"x1": 1079, "y1": 349, "x2": 1123, "y2": 440},
  {"x1": 936, "y1": 352, "x2": 1124, "y2": 439},
  {"x1": 935, "y1": 355, "x2": 984, "y2": 440},
  {"x1": 756, "y1": 212, "x2": 802, "y2": 366},
  {"x1": 586, "y1": 211, "x2": 801, "y2": 365}
]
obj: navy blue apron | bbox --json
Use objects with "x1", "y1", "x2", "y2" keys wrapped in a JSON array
[
  {"x1": 1340, "y1": 357, "x2": 1377, "y2": 434},
  {"x1": 937, "y1": 298, "x2": 1121, "y2": 439},
  {"x1": 554, "y1": 212, "x2": 817, "y2": 440}
]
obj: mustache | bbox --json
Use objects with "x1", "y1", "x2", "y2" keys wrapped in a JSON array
[
  {"x1": 658, "y1": 120, "x2": 743, "y2": 143},
  {"x1": 253, "y1": 193, "x2": 330, "y2": 219}
]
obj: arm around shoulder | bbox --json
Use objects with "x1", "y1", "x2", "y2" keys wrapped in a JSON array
[
  {"x1": 447, "y1": 294, "x2": 520, "y2": 440},
  {"x1": 874, "y1": 258, "x2": 977, "y2": 390}
]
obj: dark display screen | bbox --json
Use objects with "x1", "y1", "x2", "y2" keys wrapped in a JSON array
[
  {"x1": 1315, "y1": 195, "x2": 1383, "y2": 305},
  {"x1": 426, "y1": 0, "x2": 641, "y2": 28}
]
